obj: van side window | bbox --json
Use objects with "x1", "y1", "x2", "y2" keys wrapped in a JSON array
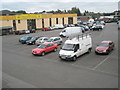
[{"x1": 74, "y1": 44, "x2": 79, "y2": 52}]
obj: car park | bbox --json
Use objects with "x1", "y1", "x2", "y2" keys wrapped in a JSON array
[
  {"x1": 32, "y1": 42, "x2": 58, "y2": 56},
  {"x1": 45, "y1": 37, "x2": 62, "y2": 45},
  {"x1": 95, "y1": 40, "x2": 114, "y2": 55},
  {"x1": 35, "y1": 37, "x2": 49, "y2": 46},
  {"x1": 19, "y1": 36, "x2": 32, "y2": 44},
  {"x1": 59, "y1": 34, "x2": 92, "y2": 61},
  {"x1": 26, "y1": 36, "x2": 40, "y2": 45}
]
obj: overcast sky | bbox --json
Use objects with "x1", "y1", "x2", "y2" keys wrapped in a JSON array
[{"x1": 1, "y1": 0, "x2": 119, "y2": 13}]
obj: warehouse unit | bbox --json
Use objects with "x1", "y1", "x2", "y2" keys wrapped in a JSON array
[{"x1": 0, "y1": 13, "x2": 77, "y2": 31}]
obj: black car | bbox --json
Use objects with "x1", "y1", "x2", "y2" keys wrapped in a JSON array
[
  {"x1": 26, "y1": 36, "x2": 40, "y2": 45},
  {"x1": 19, "y1": 36, "x2": 32, "y2": 44}
]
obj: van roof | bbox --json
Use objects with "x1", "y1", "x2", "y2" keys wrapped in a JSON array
[{"x1": 65, "y1": 35, "x2": 91, "y2": 44}]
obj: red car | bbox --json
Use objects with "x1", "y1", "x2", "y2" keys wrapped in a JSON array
[
  {"x1": 32, "y1": 42, "x2": 58, "y2": 56},
  {"x1": 95, "y1": 40, "x2": 114, "y2": 54},
  {"x1": 42, "y1": 28, "x2": 51, "y2": 31}
]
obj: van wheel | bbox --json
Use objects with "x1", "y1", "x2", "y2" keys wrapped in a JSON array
[
  {"x1": 73, "y1": 56, "x2": 77, "y2": 61},
  {"x1": 87, "y1": 48, "x2": 92, "y2": 53},
  {"x1": 41, "y1": 52, "x2": 45, "y2": 56}
]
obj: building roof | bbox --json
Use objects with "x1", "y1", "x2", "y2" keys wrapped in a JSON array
[{"x1": 0, "y1": 13, "x2": 77, "y2": 20}]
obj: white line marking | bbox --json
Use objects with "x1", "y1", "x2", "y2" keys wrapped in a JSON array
[{"x1": 92, "y1": 55, "x2": 110, "y2": 70}]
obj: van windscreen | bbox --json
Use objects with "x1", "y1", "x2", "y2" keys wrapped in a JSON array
[{"x1": 62, "y1": 44, "x2": 75, "y2": 51}]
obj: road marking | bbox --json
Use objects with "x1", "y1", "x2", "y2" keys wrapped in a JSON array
[{"x1": 92, "y1": 55, "x2": 110, "y2": 70}]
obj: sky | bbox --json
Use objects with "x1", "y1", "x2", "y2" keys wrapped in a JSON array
[{"x1": 1, "y1": 0, "x2": 119, "y2": 13}]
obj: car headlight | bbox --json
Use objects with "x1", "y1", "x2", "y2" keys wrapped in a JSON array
[
  {"x1": 37, "y1": 51, "x2": 41, "y2": 53},
  {"x1": 103, "y1": 50, "x2": 106, "y2": 52}
]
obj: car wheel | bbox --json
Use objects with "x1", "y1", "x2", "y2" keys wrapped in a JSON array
[
  {"x1": 106, "y1": 50, "x2": 110, "y2": 55},
  {"x1": 53, "y1": 48, "x2": 57, "y2": 52},
  {"x1": 32, "y1": 42, "x2": 35, "y2": 45},
  {"x1": 41, "y1": 52, "x2": 45, "y2": 56},
  {"x1": 73, "y1": 56, "x2": 77, "y2": 61}
]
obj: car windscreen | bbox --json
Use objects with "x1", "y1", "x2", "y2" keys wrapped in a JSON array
[
  {"x1": 21, "y1": 36, "x2": 29, "y2": 40},
  {"x1": 31, "y1": 37, "x2": 37, "y2": 40},
  {"x1": 38, "y1": 44, "x2": 46, "y2": 49},
  {"x1": 99, "y1": 43, "x2": 109, "y2": 47},
  {"x1": 62, "y1": 44, "x2": 75, "y2": 51}
]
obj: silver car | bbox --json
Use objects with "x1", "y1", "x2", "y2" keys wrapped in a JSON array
[
  {"x1": 35, "y1": 37, "x2": 49, "y2": 46},
  {"x1": 46, "y1": 37, "x2": 62, "y2": 45}
]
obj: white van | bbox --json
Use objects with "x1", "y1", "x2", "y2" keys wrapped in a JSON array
[
  {"x1": 59, "y1": 27, "x2": 83, "y2": 37},
  {"x1": 59, "y1": 33, "x2": 92, "y2": 61}
]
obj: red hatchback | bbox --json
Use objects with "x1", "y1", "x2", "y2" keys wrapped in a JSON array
[
  {"x1": 32, "y1": 42, "x2": 58, "y2": 56},
  {"x1": 42, "y1": 28, "x2": 51, "y2": 31},
  {"x1": 95, "y1": 41, "x2": 114, "y2": 54}
]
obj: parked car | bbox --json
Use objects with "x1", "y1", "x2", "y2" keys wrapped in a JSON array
[
  {"x1": 53, "y1": 24, "x2": 64, "y2": 29},
  {"x1": 24, "y1": 30, "x2": 30, "y2": 34},
  {"x1": 42, "y1": 28, "x2": 52, "y2": 31},
  {"x1": 32, "y1": 42, "x2": 58, "y2": 56},
  {"x1": 95, "y1": 40, "x2": 114, "y2": 55},
  {"x1": 46, "y1": 37, "x2": 62, "y2": 45},
  {"x1": 29, "y1": 29, "x2": 36, "y2": 33},
  {"x1": 26, "y1": 36, "x2": 40, "y2": 45},
  {"x1": 35, "y1": 37, "x2": 49, "y2": 46},
  {"x1": 15, "y1": 30, "x2": 25, "y2": 35},
  {"x1": 19, "y1": 36, "x2": 32, "y2": 44},
  {"x1": 92, "y1": 25, "x2": 103, "y2": 31}
]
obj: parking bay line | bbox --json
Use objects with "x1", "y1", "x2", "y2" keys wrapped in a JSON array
[
  {"x1": 36, "y1": 56, "x2": 118, "y2": 77},
  {"x1": 91, "y1": 55, "x2": 110, "y2": 70}
]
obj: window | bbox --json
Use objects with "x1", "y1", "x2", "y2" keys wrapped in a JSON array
[
  {"x1": 62, "y1": 18, "x2": 64, "y2": 25},
  {"x1": 68, "y1": 17, "x2": 73, "y2": 24},
  {"x1": 74, "y1": 44, "x2": 79, "y2": 52},
  {"x1": 42, "y1": 19, "x2": 44, "y2": 28},
  {"x1": 109, "y1": 42, "x2": 113, "y2": 45},
  {"x1": 56, "y1": 18, "x2": 58, "y2": 24},
  {"x1": 49, "y1": 18, "x2": 52, "y2": 26},
  {"x1": 47, "y1": 44, "x2": 53, "y2": 47},
  {"x1": 18, "y1": 20, "x2": 20, "y2": 23}
]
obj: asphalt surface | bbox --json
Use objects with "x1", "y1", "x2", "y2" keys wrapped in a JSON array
[{"x1": 2, "y1": 23, "x2": 118, "y2": 88}]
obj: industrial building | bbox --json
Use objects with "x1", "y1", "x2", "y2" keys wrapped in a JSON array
[{"x1": 0, "y1": 13, "x2": 77, "y2": 31}]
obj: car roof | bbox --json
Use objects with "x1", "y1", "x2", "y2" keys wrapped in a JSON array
[
  {"x1": 49, "y1": 37, "x2": 61, "y2": 39},
  {"x1": 42, "y1": 42, "x2": 54, "y2": 45},
  {"x1": 101, "y1": 40, "x2": 112, "y2": 43}
]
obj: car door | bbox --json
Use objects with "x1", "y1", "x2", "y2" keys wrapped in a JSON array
[
  {"x1": 45, "y1": 44, "x2": 51, "y2": 52},
  {"x1": 53, "y1": 38, "x2": 58, "y2": 44}
]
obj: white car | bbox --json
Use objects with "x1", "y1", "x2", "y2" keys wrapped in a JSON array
[
  {"x1": 25, "y1": 30, "x2": 30, "y2": 34},
  {"x1": 35, "y1": 37, "x2": 49, "y2": 46},
  {"x1": 45, "y1": 37, "x2": 62, "y2": 45}
]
